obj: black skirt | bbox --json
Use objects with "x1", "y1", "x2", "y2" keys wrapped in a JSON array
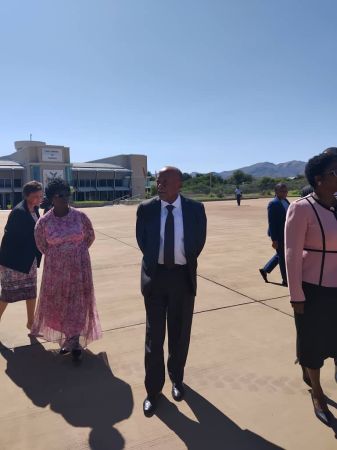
[{"x1": 295, "y1": 282, "x2": 337, "y2": 369}]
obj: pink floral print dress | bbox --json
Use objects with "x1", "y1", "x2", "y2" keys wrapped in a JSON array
[{"x1": 31, "y1": 208, "x2": 102, "y2": 348}]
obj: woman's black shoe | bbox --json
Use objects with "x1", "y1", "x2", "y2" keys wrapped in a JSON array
[
  {"x1": 310, "y1": 392, "x2": 333, "y2": 426},
  {"x1": 59, "y1": 347, "x2": 70, "y2": 355},
  {"x1": 72, "y1": 349, "x2": 82, "y2": 363}
]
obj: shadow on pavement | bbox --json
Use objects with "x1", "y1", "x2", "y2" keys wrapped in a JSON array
[
  {"x1": 156, "y1": 385, "x2": 284, "y2": 450},
  {"x1": 0, "y1": 338, "x2": 133, "y2": 450}
]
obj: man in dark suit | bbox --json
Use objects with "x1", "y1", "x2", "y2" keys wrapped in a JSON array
[
  {"x1": 259, "y1": 183, "x2": 289, "y2": 286},
  {"x1": 136, "y1": 166, "x2": 207, "y2": 417}
]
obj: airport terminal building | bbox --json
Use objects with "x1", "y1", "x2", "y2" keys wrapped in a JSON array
[{"x1": 0, "y1": 141, "x2": 147, "y2": 207}]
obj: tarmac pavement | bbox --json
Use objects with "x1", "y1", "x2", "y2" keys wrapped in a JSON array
[{"x1": 0, "y1": 198, "x2": 337, "y2": 449}]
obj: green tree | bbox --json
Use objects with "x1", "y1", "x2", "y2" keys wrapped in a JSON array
[
  {"x1": 258, "y1": 176, "x2": 275, "y2": 191},
  {"x1": 228, "y1": 170, "x2": 253, "y2": 185}
]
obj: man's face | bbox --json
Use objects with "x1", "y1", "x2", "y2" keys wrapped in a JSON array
[
  {"x1": 276, "y1": 186, "x2": 288, "y2": 200},
  {"x1": 156, "y1": 169, "x2": 182, "y2": 202},
  {"x1": 26, "y1": 190, "x2": 43, "y2": 207}
]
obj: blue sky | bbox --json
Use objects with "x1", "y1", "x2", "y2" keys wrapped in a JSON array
[{"x1": 0, "y1": 0, "x2": 336, "y2": 173}]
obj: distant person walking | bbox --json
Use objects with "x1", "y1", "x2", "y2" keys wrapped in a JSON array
[
  {"x1": 285, "y1": 148, "x2": 337, "y2": 425},
  {"x1": 136, "y1": 166, "x2": 207, "y2": 417},
  {"x1": 235, "y1": 187, "x2": 242, "y2": 206},
  {"x1": 31, "y1": 179, "x2": 102, "y2": 362},
  {"x1": 0, "y1": 181, "x2": 43, "y2": 329},
  {"x1": 259, "y1": 183, "x2": 289, "y2": 286}
]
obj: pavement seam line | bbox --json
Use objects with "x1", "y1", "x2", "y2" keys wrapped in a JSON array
[{"x1": 94, "y1": 230, "x2": 290, "y2": 303}]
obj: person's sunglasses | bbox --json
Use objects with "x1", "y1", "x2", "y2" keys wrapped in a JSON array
[{"x1": 55, "y1": 192, "x2": 71, "y2": 199}]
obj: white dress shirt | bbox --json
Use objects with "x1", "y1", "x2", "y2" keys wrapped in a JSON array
[{"x1": 158, "y1": 194, "x2": 187, "y2": 265}]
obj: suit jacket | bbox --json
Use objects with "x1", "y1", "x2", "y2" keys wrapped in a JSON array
[
  {"x1": 136, "y1": 195, "x2": 207, "y2": 297},
  {"x1": 267, "y1": 197, "x2": 290, "y2": 243},
  {"x1": 0, "y1": 200, "x2": 42, "y2": 273}
]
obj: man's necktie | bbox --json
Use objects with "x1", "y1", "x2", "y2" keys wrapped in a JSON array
[{"x1": 164, "y1": 205, "x2": 175, "y2": 268}]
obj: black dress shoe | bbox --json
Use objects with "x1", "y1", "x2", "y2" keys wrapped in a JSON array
[
  {"x1": 282, "y1": 280, "x2": 288, "y2": 287},
  {"x1": 72, "y1": 349, "x2": 82, "y2": 363},
  {"x1": 259, "y1": 269, "x2": 268, "y2": 283},
  {"x1": 143, "y1": 396, "x2": 158, "y2": 417},
  {"x1": 172, "y1": 383, "x2": 185, "y2": 402}
]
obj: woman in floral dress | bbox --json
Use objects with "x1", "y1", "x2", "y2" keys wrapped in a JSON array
[{"x1": 31, "y1": 178, "x2": 102, "y2": 361}]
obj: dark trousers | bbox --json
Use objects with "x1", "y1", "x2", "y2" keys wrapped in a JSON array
[
  {"x1": 236, "y1": 195, "x2": 242, "y2": 206},
  {"x1": 263, "y1": 253, "x2": 279, "y2": 274},
  {"x1": 276, "y1": 241, "x2": 287, "y2": 283},
  {"x1": 144, "y1": 265, "x2": 195, "y2": 397}
]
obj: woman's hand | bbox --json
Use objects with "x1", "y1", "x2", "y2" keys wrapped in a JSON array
[
  {"x1": 292, "y1": 303, "x2": 305, "y2": 314},
  {"x1": 272, "y1": 240, "x2": 278, "y2": 250}
]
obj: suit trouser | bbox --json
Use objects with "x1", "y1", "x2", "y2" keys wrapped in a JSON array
[
  {"x1": 263, "y1": 253, "x2": 279, "y2": 274},
  {"x1": 144, "y1": 265, "x2": 195, "y2": 397},
  {"x1": 276, "y1": 241, "x2": 287, "y2": 283}
]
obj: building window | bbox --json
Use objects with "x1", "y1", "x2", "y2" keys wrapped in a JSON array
[
  {"x1": 14, "y1": 179, "x2": 22, "y2": 188},
  {"x1": 65, "y1": 166, "x2": 72, "y2": 185},
  {"x1": 0, "y1": 179, "x2": 12, "y2": 189},
  {"x1": 31, "y1": 166, "x2": 41, "y2": 181}
]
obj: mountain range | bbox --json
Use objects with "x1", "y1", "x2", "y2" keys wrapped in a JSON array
[{"x1": 218, "y1": 160, "x2": 306, "y2": 179}]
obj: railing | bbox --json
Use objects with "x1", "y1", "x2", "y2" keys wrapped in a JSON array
[{"x1": 111, "y1": 194, "x2": 142, "y2": 205}]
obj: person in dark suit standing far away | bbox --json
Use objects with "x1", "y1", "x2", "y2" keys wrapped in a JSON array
[
  {"x1": 136, "y1": 166, "x2": 207, "y2": 417},
  {"x1": 259, "y1": 183, "x2": 289, "y2": 286}
]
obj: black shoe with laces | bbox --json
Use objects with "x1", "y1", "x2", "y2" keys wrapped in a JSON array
[
  {"x1": 172, "y1": 383, "x2": 185, "y2": 402},
  {"x1": 143, "y1": 395, "x2": 159, "y2": 417}
]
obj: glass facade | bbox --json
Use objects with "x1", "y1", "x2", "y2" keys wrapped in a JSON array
[
  {"x1": 71, "y1": 170, "x2": 131, "y2": 202},
  {"x1": 31, "y1": 166, "x2": 41, "y2": 181}
]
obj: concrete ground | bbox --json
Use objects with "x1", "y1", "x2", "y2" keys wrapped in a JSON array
[{"x1": 0, "y1": 198, "x2": 337, "y2": 450}]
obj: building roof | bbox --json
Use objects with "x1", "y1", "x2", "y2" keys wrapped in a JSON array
[
  {"x1": 72, "y1": 162, "x2": 131, "y2": 173},
  {"x1": 0, "y1": 160, "x2": 24, "y2": 170}
]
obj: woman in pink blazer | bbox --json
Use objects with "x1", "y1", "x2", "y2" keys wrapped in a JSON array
[{"x1": 285, "y1": 148, "x2": 337, "y2": 426}]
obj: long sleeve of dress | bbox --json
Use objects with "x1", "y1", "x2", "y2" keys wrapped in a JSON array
[
  {"x1": 285, "y1": 201, "x2": 309, "y2": 302},
  {"x1": 81, "y1": 213, "x2": 95, "y2": 248},
  {"x1": 34, "y1": 219, "x2": 49, "y2": 254}
]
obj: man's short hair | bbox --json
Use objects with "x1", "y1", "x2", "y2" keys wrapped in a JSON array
[
  {"x1": 23, "y1": 181, "x2": 43, "y2": 197},
  {"x1": 159, "y1": 166, "x2": 183, "y2": 181}
]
